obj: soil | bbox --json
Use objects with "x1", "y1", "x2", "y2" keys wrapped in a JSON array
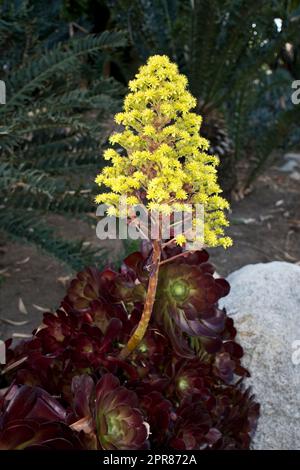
[{"x1": 1, "y1": 153, "x2": 300, "y2": 341}]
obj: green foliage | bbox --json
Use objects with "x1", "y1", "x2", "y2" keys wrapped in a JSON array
[
  {"x1": 0, "y1": 0, "x2": 126, "y2": 269},
  {"x1": 108, "y1": 0, "x2": 300, "y2": 186}
]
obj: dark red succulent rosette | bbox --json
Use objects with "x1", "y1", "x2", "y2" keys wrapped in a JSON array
[
  {"x1": 0, "y1": 420, "x2": 83, "y2": 450},
  {"x1": 169, "y1": 392, "x2": 219, "y2": 450},
  {"x1": 210, "y1": 386, "x2": 260, "y2": 449},
  {"x1": 128, "y1": 323, "x2": 172, "y2": 377},
  {"x1": 73, "y1": 298, "x2": 128, "y2": 335},
  {"x1": 35, "y1": 309, "x2": 81, "y2": 354},
  {"x1": 167, "y1": 357, "x2": 213, "y2": 401},
  {"x1": 69, "y1": 373, "x2": 150, "y2": 450},
  {"x1": 0, "y1": 384, "x2": 83, "y2": 449},
  {"x1": 154, "y1": 249, "x2": 230, "y2": 354},
  {"x1": 139, "y1": 391, "x2": 174, "y2": 447},
  {"x1": 65, "y1": 264, "x2": 145, "y2": 310},
  {"x1": 95, "y1": 373, "x2": 149, "y2": 450},
  {"x1": 121, "y1": 246, "x2": 231, "y2": 356},
  {"x1": 65, "y1": 266, "x2": 107, "y2": 310}
]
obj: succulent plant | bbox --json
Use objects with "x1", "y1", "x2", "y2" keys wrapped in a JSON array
[
  {"x1": 95, "y1": 374, "x2": 149, "y2": 450},
  {"x1": 0, "y1": 246, "x2": 259, "y2": 450},
  {"x1": 0, "y1": 55, "x2": 259, "y2": 450},
  {"x1": 69, "y1": 373, "x2": 150, "y2": 450},
  {"x1": 155, "y1": 248, "x2": 230, "y2": 354},
  {"x1": 94, "y1": 55, "x2": 232, "y2": 359}
]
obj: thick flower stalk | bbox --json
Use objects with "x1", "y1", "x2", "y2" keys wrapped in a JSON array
[{"x1": 95, "y1": 55, "x2": 232, "y2": 357}]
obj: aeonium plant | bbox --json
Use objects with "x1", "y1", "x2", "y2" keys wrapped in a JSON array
[
  {"x1": 0, "y1": 56, "x2": 259, "y2": 450},
  {"x1": 95, "y1": 55, "x2": 232, "y2": 359}
]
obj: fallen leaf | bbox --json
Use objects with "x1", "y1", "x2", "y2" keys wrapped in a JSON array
[
  {"x1": 57, "y1": 275, "x2": 71, "y2": 287},
  {"x1": 32, "y1": 303, "x2": 49, "y2": 312},
  {"x1": 0, "y1": 318, "x2": 29, "y2": 326},
  {"x1": 283, "y1": 251, "x2": 298, "y2": 262},
  {"x1": 232, "y1": 217, "x2": 256, "y2": 225},
  {"x1": 1, "y1": 356, "x2": 28, "y2": 374},
  {"x1": 80, "y1": 189, "x2": 91, "y2": 194},
  {"x1": 15, "y1": 257, "x2": 30, "y2": 265},
  {"x1": 12, "y1": 333, "x2": 32, "y2": 339},
  {"x1": 259, "y1": 214, "x2": 274, "y2": 222},
  {"x1": 18, "y1": 297, "x2": 28, "y2": 315},
  {"x1": 0, "y1": 268, "x2": 10, "y2": 276}
]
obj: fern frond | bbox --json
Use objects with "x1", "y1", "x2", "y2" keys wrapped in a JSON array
[{"x1": 3, "y1": 31, "x2": 126, "y2": 110}]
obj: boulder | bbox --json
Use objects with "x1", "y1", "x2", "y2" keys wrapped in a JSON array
[{"x1": 219, "y1": 261, "x2": 300, "y2": 450}]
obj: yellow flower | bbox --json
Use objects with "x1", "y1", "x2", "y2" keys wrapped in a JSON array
[
  {"x1": 95, "y1": 55, "x2": 232, "y2": 249},
  {"x1": 175, "y1": 234, "x2": 186, "y2": 246}
]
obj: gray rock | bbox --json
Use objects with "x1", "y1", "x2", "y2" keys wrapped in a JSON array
[
  {"x1": 278, "y1": 160, "x2": 298, "y2": 172},
  {"x1": 283, "y1": 152, "x2": 300, "y2": 162},
  {"x1": 219, "y1": 262, "x2": 300, "y2": 450}
]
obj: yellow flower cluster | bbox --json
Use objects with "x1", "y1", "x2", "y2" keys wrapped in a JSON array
[{"x1": 95, "y1": 55, "x2": 232, "y2": 249}]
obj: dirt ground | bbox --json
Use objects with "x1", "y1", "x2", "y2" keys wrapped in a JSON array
[{"x1": 1, "y1": 152, "x2": 300, "y2": 341}]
